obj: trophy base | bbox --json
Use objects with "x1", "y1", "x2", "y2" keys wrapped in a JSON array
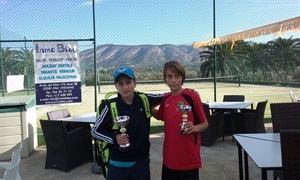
[
  {"x1": 181, "y1": 127, "x2": 189, "y2": 135},
  {"x1": 118, "y1": 144, "x2": 133, "y2": 152},
  {"x1": 180, "y1": 124, "x2": 188, "y2": 135}
]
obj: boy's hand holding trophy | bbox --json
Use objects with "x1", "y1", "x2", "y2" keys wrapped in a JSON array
[
  {"x1": 114, "y1": 115, "x2": 132, "y2": 151},
  {"x1": 178, "y1": 101, "x2": 192, "y2": 135}
]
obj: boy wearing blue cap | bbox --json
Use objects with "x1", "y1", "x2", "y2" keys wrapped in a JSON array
[{"x1": 91, "y1": 67, "x2": 163, "y2": 180}]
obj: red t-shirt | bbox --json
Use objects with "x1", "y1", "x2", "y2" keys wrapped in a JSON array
[{"x1": 157, "y1": 89, "x2": 207, "y2": 170}]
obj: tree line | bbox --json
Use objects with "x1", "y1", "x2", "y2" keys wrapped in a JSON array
[{"x1": 1, "y1": 36, "x2": 299, "y2": 89}]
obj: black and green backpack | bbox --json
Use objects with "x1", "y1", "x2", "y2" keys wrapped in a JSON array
[{"x1": 96, "y1": 91, "x2": 151, "y2": 178}]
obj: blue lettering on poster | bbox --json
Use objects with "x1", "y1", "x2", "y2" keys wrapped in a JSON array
[{"x1": 34, "y1": 43, "x2": 76, "y2": 53}]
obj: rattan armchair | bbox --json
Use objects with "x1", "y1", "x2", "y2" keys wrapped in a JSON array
[
  {"x1": 280, "y1": 129, "x2": 300, "y2": 180},
  {"x1": 40, "y1": 120, "x2": 93, "y2": 172},
  {"x1": 201, "y1": 103, "x2": 224, "y2": 147},
  {"x1": 237, "y1": 100, "x2": 268, "y2": 133},
  {"x1": 271, "y1": 102, "x2": 300, "y2": 180},
  {"x1": 222, "y1": 95, "x2": 245, "y2": 135},
  {"x1": 47, "y1": 109, "x2": 89, "y2": 131},
  {"x1": 271, "y1": 102, "x2": 300, "y2": 133},
  {"x1": 223, "y1": 95, "x2": 245, "y2": 102}
]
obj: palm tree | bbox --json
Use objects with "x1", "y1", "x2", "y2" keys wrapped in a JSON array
[
  {"x1": 0, "y1": 48, "x2": 19, "y2": 76},
  {"x1": 267, "y1": 36, "x2": 299, "y2": 73},
  {"x1": 0, "y1": 48, "x2": 19, "y2": 88},
  {"x1": 199, "y1": 41, "x2": 246, "y2": 77},
  {"x1": 292, "y1": 37, "x2": 300, "y2": 67},
  {"x1": 238, "y1": 42, "x2": 271, "y2": 80}
]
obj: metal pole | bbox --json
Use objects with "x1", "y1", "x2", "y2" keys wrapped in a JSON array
[
  {"x1": 91, "y1": 1, "x2": 101, "y2": 169},
  {"x1": 24, "y1": 36, "x2": 30, "y2": 95},
  {"x1": 92, "y1": 0, "x2": 98, "y2": 112},
  {"x1": 213, "y1": 0, "x2": 217, "y2": 102},
  {"x1": 0, "y1": 31, "x2": 4, "y2": 97}
]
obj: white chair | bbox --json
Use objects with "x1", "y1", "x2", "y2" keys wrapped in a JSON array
[
  {"x1": 47, "y1": 109, "x2": 71, "y2": 120},
  {"x1": 289, "y1": 90, "x2": 299, "y2": 102},
  {"x1": 0, "y1": 157, "x2": 20, "y2": 180},
  {"x1": 0, "y1": 142, "x2": 22, "y2": 180}
]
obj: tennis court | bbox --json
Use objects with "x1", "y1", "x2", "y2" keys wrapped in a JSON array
[{"x1": 36, "y1": 81, "x2": 299, "y2": 120}]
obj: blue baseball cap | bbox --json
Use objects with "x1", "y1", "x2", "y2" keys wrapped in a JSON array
[{"x1": 113, "y1": 67, "x2": 135, "y2": 81}]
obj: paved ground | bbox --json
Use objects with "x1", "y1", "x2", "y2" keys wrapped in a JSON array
[{"x1": 1, "y1": 124, "x2": 274, "y2": 180}]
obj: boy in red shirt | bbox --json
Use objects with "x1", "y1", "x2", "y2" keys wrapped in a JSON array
[{"x1": 154, "y1": 60, "x2": 208, "y2": 180}]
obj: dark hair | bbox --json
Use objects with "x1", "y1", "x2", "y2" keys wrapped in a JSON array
[{"x1": 163, "y1": 60, "x2": 186, "y2": 85}]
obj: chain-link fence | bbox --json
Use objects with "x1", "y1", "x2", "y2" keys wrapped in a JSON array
[{"x1": 1, "y1": 0, "x2": 299, "y2": 122}]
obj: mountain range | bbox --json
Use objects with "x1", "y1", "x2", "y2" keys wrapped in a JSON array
[{"x1": 79, "y1": 44, "x2": 203, "y2": 70}]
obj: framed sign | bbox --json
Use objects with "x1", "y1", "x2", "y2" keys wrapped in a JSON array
[{"x1": 33, "y1": 41, "x2": 81, "y2": 105}]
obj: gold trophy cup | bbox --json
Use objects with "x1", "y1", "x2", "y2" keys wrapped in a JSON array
[
  {"x1": 179, "y1": 105, "x2": 192, "y2": 135},
  {"x1": 114, "y1": 115, "x2": 131, "y2": 151}
]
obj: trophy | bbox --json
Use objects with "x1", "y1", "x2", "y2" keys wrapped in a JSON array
[
  {"x1": 114, "y1": 115, "x2": 131, "y2": 151},
  {"x1": 179, "y1": 104, "x2": 192, "y2": 135}
]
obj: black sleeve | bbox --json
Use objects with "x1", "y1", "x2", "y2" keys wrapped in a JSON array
[{"x1": 146, "y1": 93, "x2": 164, "y2": 107}]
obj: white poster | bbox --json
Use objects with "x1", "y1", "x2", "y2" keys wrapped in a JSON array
[
  {"x1": 33, "y1": 41, "x2": 82, "y2": 105},
  {"x1": 7, "y1": 75, "x2": 24, "y2": 93}
]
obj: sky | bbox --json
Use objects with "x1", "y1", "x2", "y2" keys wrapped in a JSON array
[{"x1": 0, "y1": 0, "x2": 300, "y2": 47}]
